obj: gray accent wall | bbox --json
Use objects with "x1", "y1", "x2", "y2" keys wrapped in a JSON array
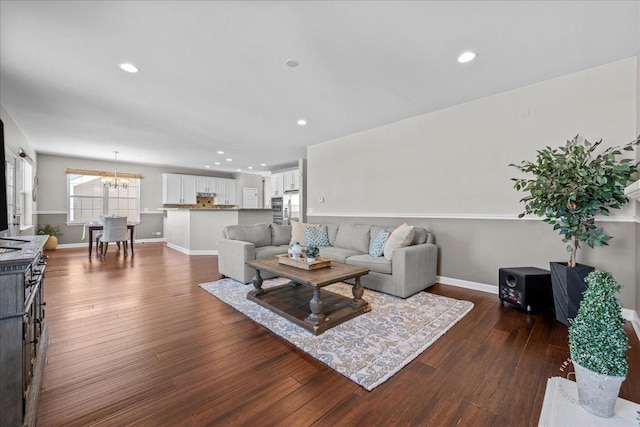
[{"x1": 307, "y1": 57, "x2": 640, "y2": 310}]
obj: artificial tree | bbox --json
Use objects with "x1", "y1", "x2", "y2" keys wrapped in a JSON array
[
  {"x1": 510, "y1": 135, "x2": 639, "y2": 325},
  {"x1": 511, "y1": 135, "x2": 639, "y2": 267}
]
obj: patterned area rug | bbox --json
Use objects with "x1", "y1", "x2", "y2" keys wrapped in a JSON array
[{"x1": 199, "y1": 278, "x2": 473, "y2": 391}]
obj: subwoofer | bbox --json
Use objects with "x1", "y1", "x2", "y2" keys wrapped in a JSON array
[{"x1": 499, "y1": 267, "x2": 553, "y2": 312}]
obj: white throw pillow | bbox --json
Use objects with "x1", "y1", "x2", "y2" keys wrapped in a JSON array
[
  {"x1": 383, "y1": 223, "x2": 415, "y2": 260},
  {"x1": 290, "y1": 221, "x2": 319, "y2": 246}
]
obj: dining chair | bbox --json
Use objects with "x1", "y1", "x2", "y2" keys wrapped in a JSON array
[{"x1": 99, "y1": 216, "x2": 129, "y2": 260}]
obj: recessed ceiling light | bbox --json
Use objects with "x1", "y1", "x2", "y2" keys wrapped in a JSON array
[
  {"x1": 205, "y1": 165, "x2": 210, "y2": 168},
  {"x1": 217, "y1": 151, "x2": 224, "y2": 154},
  {"x1": 457, "y1": 51, "x2": 476, "y2": 63},
  {"x1": 119, "y1": 63, "x2": 139, "y2": 73},
  {"x1": 248, "y1": 166, "x2": 253, "y2": 170},
  {"x1": 297, "y1": 119, "x2": 307, "y2": 126},
  {"x1": 236, "y1": 169, "x2": 242, "y2": 172},
  {"x1": 226, "y1": 158, "x2": 232, "y2": 162},
  {"x1": 286, "y1": 59, "x2": 300, "y2": 68},
  {"x1": 214, "y1": 162, "x2": 221, "y2": 165},
  {"x1": 260, "y1": 163, "x2": 266, "y2": 167}
]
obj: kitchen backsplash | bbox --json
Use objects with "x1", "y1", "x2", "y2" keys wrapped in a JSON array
[
  {"x1": 162, "y1": 196, "x2": 238, "y2": 209},
  {"x1": 196, "y1": 196, "x2": 214, "y2": 208}
]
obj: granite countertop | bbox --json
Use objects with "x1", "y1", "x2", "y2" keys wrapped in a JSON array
[
  {"x1": 188, "y1": 208, "x2": 272, "y2": 211},
  {"x1": 160, "y1": 207, "x2": 272, "y2": 211}
]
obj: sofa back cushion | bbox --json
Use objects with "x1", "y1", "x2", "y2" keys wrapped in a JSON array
[
  {"x1": 325, "y1": 224, "x2": 339, "y2": 246},
  {"x1": 412, "y1": 226, "x2": 430, "y2": 245},
  {"x1": 224, "y1": 223, "x2": 272, "y2": 247},
  {"x1": 271, "y1": 224, "x2": 292, "y2": 246},
  {"x1": 334, "y1": 224, "x2": 372, "y2": 253}
]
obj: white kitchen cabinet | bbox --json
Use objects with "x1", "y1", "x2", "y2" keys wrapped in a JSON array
[
  {"x1": 270, "y1": 174, "x2": 284, "y2": 197},
  {"x1": 196, "y1": 176, "x2": 217, "y2": 194},
  {"x1": 214, "y1": 178, "x2": 226, "y2": 205},
  {"x1": 283, "y1": 169, "x2": 300, "y2": 191},
  {"x1": 213, "y1": 178, "x2": 236, "y2": 205},
  {"x1": 162, "y1": 173, "x2": 197, "y2": 204},
  {"x1": 224, "y1": 179, "x2": 236, "y2": 205}
]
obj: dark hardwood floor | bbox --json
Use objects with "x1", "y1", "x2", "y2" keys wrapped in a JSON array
[{"x1": 37, "y1": 243, "x2": 640, "y2": 426}]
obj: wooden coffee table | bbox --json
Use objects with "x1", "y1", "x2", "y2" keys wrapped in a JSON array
[{"x1": 246, "y1": 257, "x2": 371, "y2": 335}]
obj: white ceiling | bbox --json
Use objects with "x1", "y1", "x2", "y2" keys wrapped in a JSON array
[{"x1": 1, "y1": 1, "x2": 639, "y2": 174}]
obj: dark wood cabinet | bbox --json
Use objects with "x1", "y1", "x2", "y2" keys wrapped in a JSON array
[{"x1": 0, "y1": 235, "x2": 48, "y2": 427}]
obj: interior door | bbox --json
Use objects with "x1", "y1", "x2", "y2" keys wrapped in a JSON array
[{"x1": 243, "y1": 187, "x2": 258, "y2": 208}]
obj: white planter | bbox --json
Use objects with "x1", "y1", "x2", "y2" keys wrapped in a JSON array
[{"x1": 573, "y1": 360, "x2": 625, "y2": 417}]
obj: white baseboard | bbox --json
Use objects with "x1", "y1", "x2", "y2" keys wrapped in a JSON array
[
  {"x1": 166, "y1": 242, "x2": 218, "y2": 256},
  {"x1": 436, "y1": 275, "x2": 498, "y2": 295},
  {"x1": 437, "y1": 275, "x2": 640, "y2": 341},
  {"x1": 623, "y1": 309, "x2": 640, "y2": 340}
]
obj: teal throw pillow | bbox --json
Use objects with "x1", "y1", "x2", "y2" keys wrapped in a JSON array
[
  {"x1": 304, "y1": 225, "x2": 330, "y2": 247},
  {"x1": 369, "y1": 229, "x2": 389, "y2": 257}
]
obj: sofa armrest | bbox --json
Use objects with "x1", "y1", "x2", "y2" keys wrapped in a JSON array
[
  {"x1": 218, "y1": 238, "x2": 256, "y2": 284},
  {"x1": 391, "y1": 243, "x2": 438, "y2": 297}
]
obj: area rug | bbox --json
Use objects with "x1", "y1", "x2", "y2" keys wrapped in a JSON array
[{"x1": 199, "y1": 278, "x2": 473, "y2": 391}]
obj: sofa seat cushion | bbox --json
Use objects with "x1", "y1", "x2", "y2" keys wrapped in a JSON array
[
  {"x1": 318, "y1": 246, "x2": 364, "y2": 264},
  {"x1": 346, "y1": 254, "x2": 392, "y2": 275},
  {"x1": 225, "y1": 223, "x2": 272, "y2": 247},
  {"x1": 334, "y1": 224, "x2": 372, "y2": 253},
  {"x1": 255, "y1": 245, "x2": 290, "y2": 259}
]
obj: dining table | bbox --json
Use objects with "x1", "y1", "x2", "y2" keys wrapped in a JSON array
[{"x1": 86, "y1": 223, "x2": 135, "y2": 257}]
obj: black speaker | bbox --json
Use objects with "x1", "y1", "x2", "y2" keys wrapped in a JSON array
[{"x1": 499, "y1": 267, "x2": 553, "y2": 312}]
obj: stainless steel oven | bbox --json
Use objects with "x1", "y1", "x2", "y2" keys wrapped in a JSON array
[{"x1": 271, "y1": 197, "x2": 283, "y2": 224}]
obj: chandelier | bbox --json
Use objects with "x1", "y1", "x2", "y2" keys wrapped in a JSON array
[{"x1": 102, "y1": 151, "x2": 129, "y2": 189}]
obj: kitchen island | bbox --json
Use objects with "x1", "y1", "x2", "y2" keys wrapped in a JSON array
[{"x1": 164, "y1": 208, "x2": 273, "y2": 255}]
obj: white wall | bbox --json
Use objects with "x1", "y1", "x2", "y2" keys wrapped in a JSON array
[
  {"x1": 1, "y1": 103, "x2": 38, "y2": 234},
  {"x1": 1, "y1": 104, "x2": 36, "y2": 160},
  {"x1": 307, "y1": 57, "x2": 639, "y2": 309},
  {"x1": 308, "y1": 58, "x2": 636, "y2": 218}
]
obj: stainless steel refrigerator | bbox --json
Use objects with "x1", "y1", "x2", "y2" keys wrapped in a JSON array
[{"x1": 282, "y1": 191, "x2": 300, "y2": 225}]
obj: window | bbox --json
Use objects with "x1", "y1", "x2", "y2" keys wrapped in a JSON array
[
  {"x1": 19, "y1": 159, "x2": 33, "y2": 229},
  {"x1": 67, "y1": 172, "x2": 140, "y2": 224}
]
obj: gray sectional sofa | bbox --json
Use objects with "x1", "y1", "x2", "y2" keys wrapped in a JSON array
[{"x1": 217, "y1": 222, "x2": 438, "y2": 298}]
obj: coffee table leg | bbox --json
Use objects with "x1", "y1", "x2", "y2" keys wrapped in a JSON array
[
  {"x1": 250, "y1": 269, "x2": 266, "y2": 296},
  {"x1": 349, "y1": 276, "x2": 368, "y2": 308},
  {"x1": 305, "y1": 289, "x2": 325, "y2": 325}
]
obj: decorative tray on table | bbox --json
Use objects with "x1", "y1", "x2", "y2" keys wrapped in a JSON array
[{"x1": 277, "y1": 253, "x2": 333, "y2": 270}]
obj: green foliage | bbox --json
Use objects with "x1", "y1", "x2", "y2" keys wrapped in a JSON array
[
  {"x1": 37, "y1": 224, "x2": 62, "y2": 237},
  {"x1": 304, "y1": 245, "x2": 319, "y2": 258},
  {"x1": 568, "y1": 271, "x2": 628, "y2": 377},
  {"x1": 510, "y1": 135, "x2": 640, "y2": 267}
]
